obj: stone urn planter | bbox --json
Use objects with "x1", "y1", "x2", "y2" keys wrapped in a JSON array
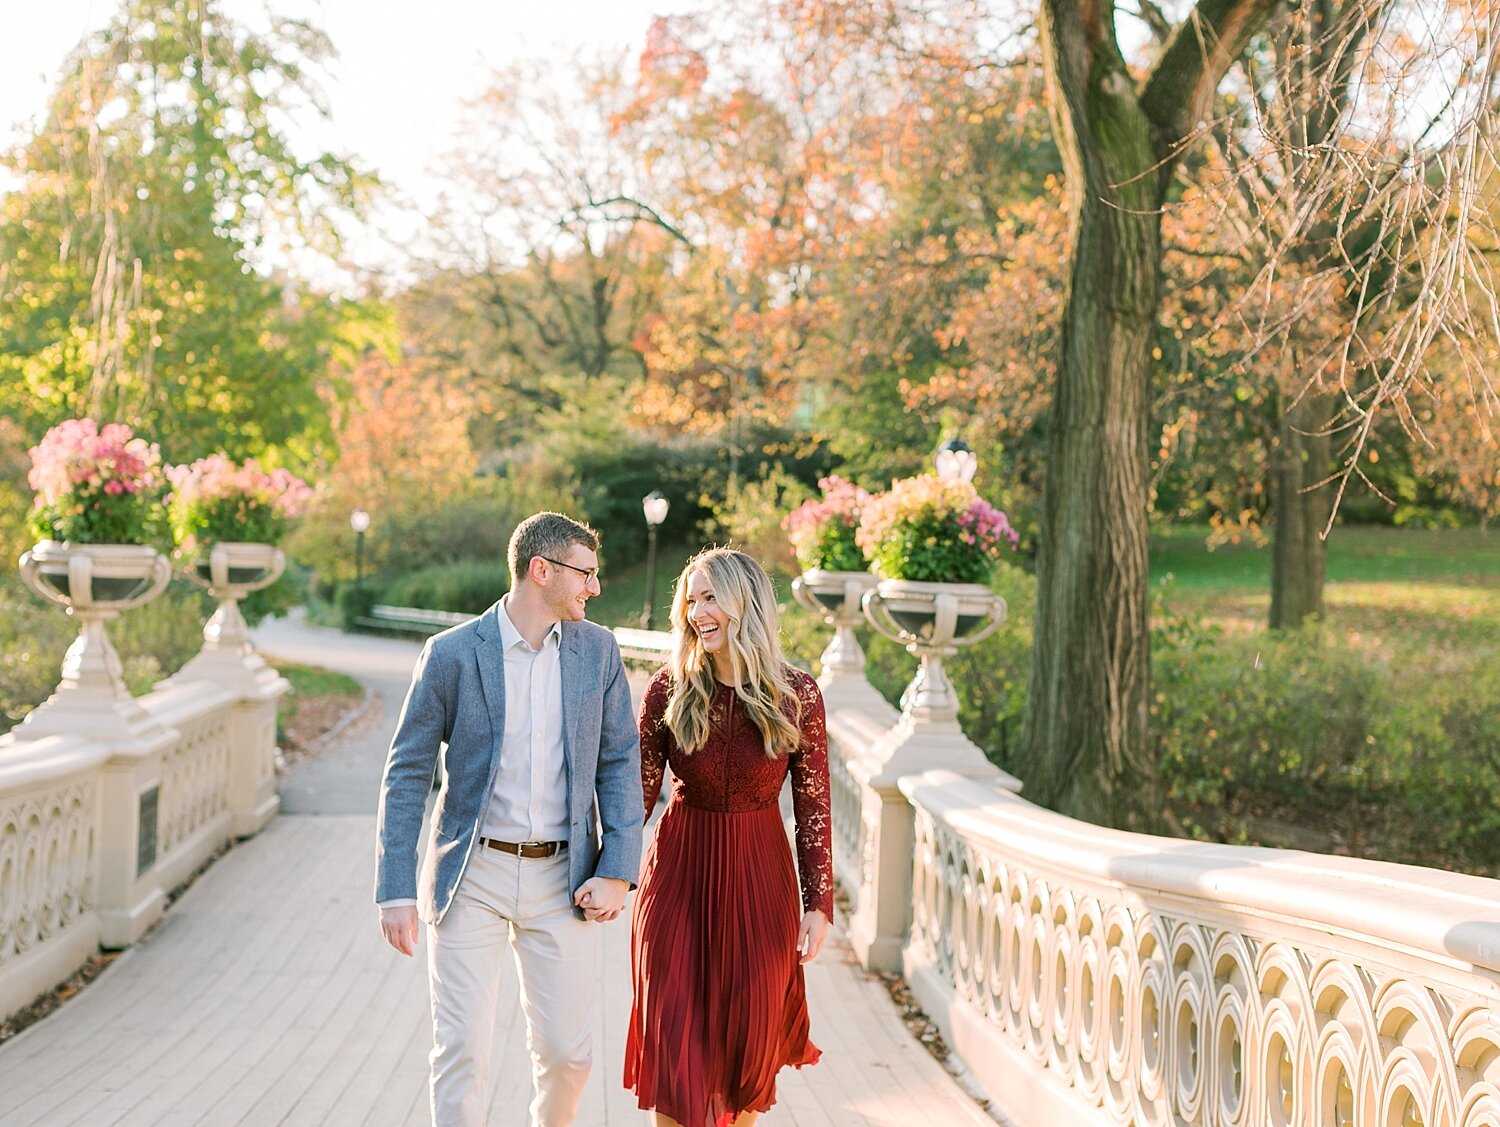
[
  {"x1": 860, "y1": 577, "x2": 1019, "y2": 787},
  {"x1": 15, "y1": 540, "x2": 172, "y2": 741},
  {"x1": 792, "y1": 568, "x2": 885, "y2": 716},
  {"x1": 168, "y1": 541, "x2": 286, "y2": 691},
  {"x1": 791, "y1": 568, "x2": 879, "y2": 676}
]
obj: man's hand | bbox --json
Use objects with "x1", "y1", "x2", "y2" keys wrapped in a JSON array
[
  {"x1": 380, "y1": 905, "x2": 420, "y2": 956},
  {"x1": 573, "y1": 877, "x2": 629, "y2": 922},
  {"x1": 796, "y1": 909, "x2": 829, "y2": 964}
]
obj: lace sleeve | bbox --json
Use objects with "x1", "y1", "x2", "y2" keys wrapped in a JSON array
[
  {"x1": 788, "y1": 672, "x2": 834, "y2": 920},
  {"x1": 639, "y1": 668, "x2": 672, "y2": 816}
]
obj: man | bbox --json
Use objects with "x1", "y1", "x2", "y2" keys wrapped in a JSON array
[{"x1": 375, "y1": 511, "x2": 644, "y2": 1127}]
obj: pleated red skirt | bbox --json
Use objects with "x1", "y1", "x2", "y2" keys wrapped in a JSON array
[{"x1": 625, "y1": 797, "x2": 821, "y2": 1126}]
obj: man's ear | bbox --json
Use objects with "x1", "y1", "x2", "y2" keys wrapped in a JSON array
[{"x1": 526, "y1": 555, "x2": 550, "y2": 585}]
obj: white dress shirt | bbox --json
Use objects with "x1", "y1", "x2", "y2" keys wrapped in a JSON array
[{"x1": 481, "y1": 596, "x2": 569, "y2": 843}]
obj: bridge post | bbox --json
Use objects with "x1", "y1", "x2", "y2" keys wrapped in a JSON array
[{"x1": 94, "y1": 730, "x2": 176, "y2": 947}]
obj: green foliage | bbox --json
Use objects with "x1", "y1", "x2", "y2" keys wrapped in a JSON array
[
  {"x1": 813, "y1": 367, "x2": 935, "y2": 488},
  {"x1": 31, "y1": 483, "x2": 170, "y2": 549},
  {"x1": 0, "y1": 0, "x2": 370, "y2": 464},
  {"x1": 1152, "y1": 623, "x2": 1379, "y2": 813},
  {"x1": 333, "y1": 582, "x2": 377, "y2": 631},
  {"x1": 1152, "y1": 618, "x2": 1500, "y2": 871},
  {"x1": 289, "y1": 462, "x2": 578, "y2": 594},
  {"x1": 378, "y1": 561, "x2": 512, "y2": 615},
  {"x1": 802, "y1": 522, "x2": 866, "y2": 574},
  {"x1": 861, "y1": 514, "x2": 991, "y2": 583},
  {"x1": 564, "y1": 437, "x2": 720, "y2": 562},
  {"x1": 706, "y1": 469, "x2": 812, "y2": 581},
  {"x1": 0, "y1": 577, "x2": 209, "y2": 732},
  {"x1": 174, "y1": 493, "x2": 286, "y2": 548},
  {"x1": 857, "y1": 476, "x2": 1017, "y2": 584}
]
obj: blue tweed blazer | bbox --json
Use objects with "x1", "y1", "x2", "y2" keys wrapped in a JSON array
[{"x1": 374, "y1": 603, "x2": 643, "y2": 923}]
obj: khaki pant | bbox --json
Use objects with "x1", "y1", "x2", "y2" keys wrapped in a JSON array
[{"x1": 427, "y1": 847, "x2": 596, "y2": 1127}]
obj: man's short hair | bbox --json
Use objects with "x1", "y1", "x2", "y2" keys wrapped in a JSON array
[{"x1": 508, "y1": 512, "x2": 600, "y2": 587}]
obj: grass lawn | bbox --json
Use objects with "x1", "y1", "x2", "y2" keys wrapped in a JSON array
[
  {"x1": 1152, "y1": 525, "x2": 1500, "y2": 658},
  {"x1": 587, "y1": 540, "x2": 704, "y2": 630},
  {"x1": 269, "y1": 660, "x2": 363, "y2": 754},
  {"x1": 1142, "y1": 524, "x2": 1500, "y2": 876},
  {"x1": 1150, "y1": 524, "x2": 1500, "y2": 591}
]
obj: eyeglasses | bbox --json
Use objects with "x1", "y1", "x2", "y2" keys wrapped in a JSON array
[{"x1": 541, "y1": 557, "x2": 600, "y2": 583}]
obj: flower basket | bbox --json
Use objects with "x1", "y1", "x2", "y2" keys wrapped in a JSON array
[
  {"x1": 27, "y1": 418, "x2": 168, "y2": 547},
  {"x1": 167, "y1": 455, "x2": 311, "y2": 557},
  {"x1": 855, "y1": 474, "x2": 1016, "y2": 585},
  {"x1": 782, "y1": 476, "x2": 872, "y2": 574}
]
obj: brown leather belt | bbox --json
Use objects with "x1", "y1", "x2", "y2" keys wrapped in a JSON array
[{"x1": 481, "y1": 838, "x2": 567, "y2": 859}]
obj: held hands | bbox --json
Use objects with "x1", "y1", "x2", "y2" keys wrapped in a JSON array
[
  {"x1": 574, "y1": 876, "x2": 629, "y2": 922},
  {"x1": 796, "y1": 909, "x2": 830, "y2": 964},
  {"x1": 379, "y1": 905, "x2": 420, "y2": 956}
]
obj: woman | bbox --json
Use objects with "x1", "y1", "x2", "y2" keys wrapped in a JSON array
[{"x1": 624, "y1": 548, "x2": 833, "y2": 1127}]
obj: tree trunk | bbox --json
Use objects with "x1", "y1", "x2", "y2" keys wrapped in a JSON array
[
  {"x1": 1016, "y1": 0, "x2": 1277, "y2": 827},
  {"x1": 1016, "y1": 9, "x2": 1162, "y2": 828},
  {"x1": 1269, "y1": 390, "x2": 1333, "y2": 628}
]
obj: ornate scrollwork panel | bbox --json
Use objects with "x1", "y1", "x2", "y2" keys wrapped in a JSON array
[
  {"x1": 158, "y1": 713, "x2": 230, "y2": 857},
  {"x1": 0, "y1": 780, "x2": 97, "y2": 967},
  {"x1": 905, "y1": 798, "x2": 1500, "y2": 1126}
]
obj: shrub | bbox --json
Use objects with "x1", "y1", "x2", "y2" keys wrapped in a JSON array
[
  {"x1": 1153, "y1": 624, "x2": 1381, "y2": 820},
  {"x1": 378, "y1": 560, "x2": 511, "y2": 615},
  {"x1": 287, "y1": 456, "x2": 581, "y2": 591},
  {"x1": 334, "y1": 581, "x2": 377, "y2": 630},
  {"x1": 710, "y1": 470, "x2": 813, "y2": 582}
]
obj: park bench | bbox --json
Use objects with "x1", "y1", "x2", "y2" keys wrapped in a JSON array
[
  {"x1": 613, "y1": 625, "x2": 673, "y2": 666},
  {"x1": 355, "y1": 604, "x2": 475, "y2": 635},
  {"x1": 354, "y1": 607, "x2": 675, "y2": 664}
]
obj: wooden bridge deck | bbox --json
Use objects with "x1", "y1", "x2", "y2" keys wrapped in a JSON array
[{"x1": 0, "y1": 616, "x2": 999, "y2": 1126}]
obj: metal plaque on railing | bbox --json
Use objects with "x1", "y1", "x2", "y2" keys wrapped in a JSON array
[{"x1": 137, "y1": 785, "x2": 159, "y2": 877}]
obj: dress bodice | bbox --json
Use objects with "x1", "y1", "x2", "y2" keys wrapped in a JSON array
[{"x1": 639, "y1": 667, "x2": 834, "y2": 919}]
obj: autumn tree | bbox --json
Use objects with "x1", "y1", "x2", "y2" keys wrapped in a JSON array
[{"x1": 409, "y1": 54, "x2": 685, "y2": 456}]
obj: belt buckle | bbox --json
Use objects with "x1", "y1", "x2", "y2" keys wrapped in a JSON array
[{"x1": 521, "y1": 840, "x2": 550, "y2": 856}]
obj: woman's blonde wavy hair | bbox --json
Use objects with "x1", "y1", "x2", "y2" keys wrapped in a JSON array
[{"x1": 663, "y1": 548, "x2": 802, "y2": 758}]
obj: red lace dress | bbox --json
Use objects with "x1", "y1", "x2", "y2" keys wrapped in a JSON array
[{"x1": 624, "y1": 667, "x2": 834, "y2": 1127}]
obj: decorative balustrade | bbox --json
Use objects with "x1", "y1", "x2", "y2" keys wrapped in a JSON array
[
  {"x1": 824, "y1": 720, "x2": 865, "y2": 890},
  {"x1": 809, "y1": 589, "x2": 1500, "y2": 1126},
  {"x1": 0, "y1": 738, "x2": 103, "y2": 1022},
  {"x1": 0, "y1": 596, "x2": 286, "y2": 1026},
  {"x1": 151, "y1": 691, "x2": 235, "y2": 888},
  {"x1": 888, "y1": 770, "x2": 1500, "y2": 1126}
]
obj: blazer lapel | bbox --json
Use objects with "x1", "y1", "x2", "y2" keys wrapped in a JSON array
[
  {"x1": 558, "y1": 623, "x2": 583, "y2": 776},
  {"x1": 475, "y1": 604, "x2": 506, "y2": 746}
]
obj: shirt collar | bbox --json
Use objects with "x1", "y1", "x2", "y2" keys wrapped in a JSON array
[{"x1": 498, "y1": 595, "x2": 561, "y2": 652}]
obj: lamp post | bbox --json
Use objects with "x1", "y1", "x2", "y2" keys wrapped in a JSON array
[
  {"x1": 934, "y1": 437, "x2": 978, "y2": 483},
  {"x1": 350, "y1": 509, "x2": 371, "y2": 588},
  {"x1": 641, "y1": 491, "x2": 670, "y2": 630}
]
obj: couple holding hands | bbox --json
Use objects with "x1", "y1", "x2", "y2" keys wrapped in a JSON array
[{"x1": 375, "y1": 512, "x2": 834, "y2": 1127}]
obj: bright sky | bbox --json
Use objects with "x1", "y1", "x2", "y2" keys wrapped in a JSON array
[{"x1": 0, "y1": 0, "x2": 692, "y2": 278}]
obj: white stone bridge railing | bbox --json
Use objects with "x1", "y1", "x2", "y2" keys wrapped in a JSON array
[
  {"x1": 0, "y1": 621, "x2": 283, "y2": 1026},
  {"x1": 816, "y1": 645, "x2": 1500, "y2": 1127},
  {"x1": 898, "y1": 769, "x2": 1500, "y2": 1127}
]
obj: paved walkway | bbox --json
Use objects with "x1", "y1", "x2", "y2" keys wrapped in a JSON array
[{"x1": 0, "y1": 613, "x2": 997, "y2": 1126}]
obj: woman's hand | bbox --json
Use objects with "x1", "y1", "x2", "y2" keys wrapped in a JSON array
[{"x1": 796, "y1": 909, "x2": 830, "y2": 964}]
